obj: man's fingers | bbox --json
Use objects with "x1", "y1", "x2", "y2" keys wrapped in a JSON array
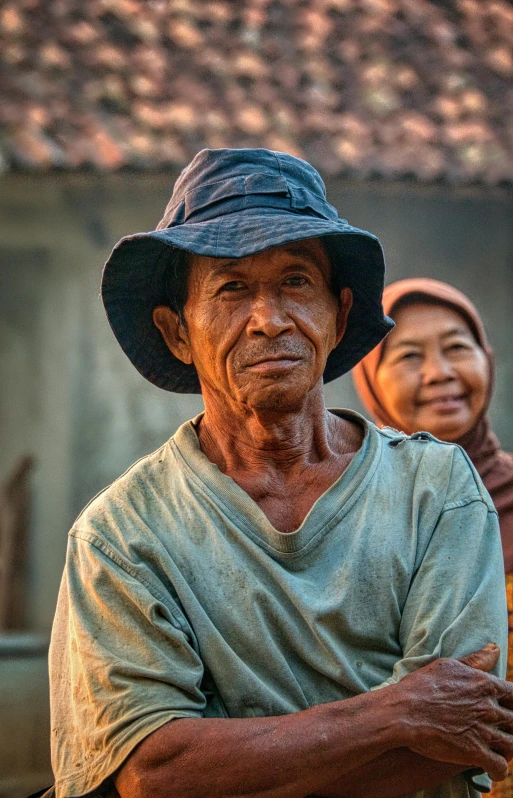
[
  {"x1": 458, "y1": 643, "x2": 500, "y2": 673},
  {"x1": 495, "y1": 706, "x2": 513, "y2": 731},
  {"x1": 476, "y1": 749, "x2": 508, "y2": 782},
  {"x1": 497, "y1": 679, "x2": 513, "y2": 710},
  {"x1": 488, "y1": 729, "x2": 513, "y2": 763},
  {"x1": 500, "y1": 692, "x2": 513, "y2": 711}
]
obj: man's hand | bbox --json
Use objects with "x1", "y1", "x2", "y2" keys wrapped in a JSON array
[
  {"x1": 116, "y1": 645, "x2": 513, "y2": 798},
  {"x1": 459, "y1": 643, "x2": 503, "y2": 672},
  {"x1": 396, "y1": 643, "x2": 513, "y2": 782},
  {"x1": 308, "y1": 645, "x2": 513, "y2": 798}
]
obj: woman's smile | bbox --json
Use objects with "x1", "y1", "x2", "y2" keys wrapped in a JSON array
[
  {"x1": 417, "y1": 392, "x2": 468, "y2": 413},
  {"x1": 374, "y1": 302, "x2": 489, "y2": 441}
]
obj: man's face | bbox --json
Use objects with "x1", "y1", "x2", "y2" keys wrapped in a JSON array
[{"x1": 155, "y1": 238, "x2": 352, "y2": 412}]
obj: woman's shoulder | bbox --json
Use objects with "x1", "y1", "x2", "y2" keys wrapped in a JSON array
[{"x1": 496, "y1": 448, "x2": 513, "y2": 470}]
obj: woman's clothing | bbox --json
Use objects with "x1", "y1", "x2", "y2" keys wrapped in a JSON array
[
  {"x1": 459, "y1": 417, "x2": 513, "y2": 574},
  {"x1": 493, "y1": 573, "x2": 513, "y2": 798},
  {"x1": 352, "y1": 277, "x2": 513, "y2": 797}
]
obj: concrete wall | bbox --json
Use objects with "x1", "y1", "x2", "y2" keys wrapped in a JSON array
[
  {"x1": 1, "y1": 172, "x2": 512, "y2": 633},
  {"x1": 0, "y1": 172, "x2": 512, "y2": 793},
  {"x1": 0, "y1": 635, "x2": 51, "y2": 797}
]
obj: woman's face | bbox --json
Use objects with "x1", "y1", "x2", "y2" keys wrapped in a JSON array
[{"x1": 375, "y1": 302, "x2": 489, "y2": 441}]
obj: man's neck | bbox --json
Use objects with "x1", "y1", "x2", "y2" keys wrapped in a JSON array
[
  {"x1": 197, "y1": 383, "x2": 360, "y2": 480},
  {"x1": 196, "y1": 383, "x2": 364, "y2": 532}
]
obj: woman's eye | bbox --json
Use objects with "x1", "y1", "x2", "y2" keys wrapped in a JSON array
[
  {"x1": 400, "y1": 351, "x2": 421, "y2": 361},
  {"x1": 446, "y1": 343, "x2": 468, "y2": 354}
]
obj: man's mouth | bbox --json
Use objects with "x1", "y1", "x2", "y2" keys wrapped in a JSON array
[{"x1": 246, "y1": 354, "x2": 303, "y2": 371}]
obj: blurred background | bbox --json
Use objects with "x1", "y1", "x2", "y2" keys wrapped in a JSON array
[{"x1": 1, "y1": 0, "x2": 513, "y2": 794}]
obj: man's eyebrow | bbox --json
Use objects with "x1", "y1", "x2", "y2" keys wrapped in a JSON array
[
  {"x1": 279, "y1": 244, "x2": 328, "y2": 268},
  {"x1": 209, "y1": 260, "x2": 240, "y2": 275}
]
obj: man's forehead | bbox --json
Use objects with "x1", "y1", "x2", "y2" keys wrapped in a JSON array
[{"x1": 190, "y1": 238, "x2": 331, "y2": 275}]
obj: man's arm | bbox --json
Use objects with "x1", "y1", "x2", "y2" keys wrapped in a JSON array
[
  {"x1": 115, "y1": 646, "x2": 513, "y2": 798},
  {"x1": 310, "y1": 749, "x2": 464, "y2": 798},
  {"x1": 309, "y1": 638, "x2": 509, "y2": 798}
]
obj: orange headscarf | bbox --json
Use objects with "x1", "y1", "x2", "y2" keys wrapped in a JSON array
[{"x1": 353, "y1": 277, "x2": 513, "y2": 572}]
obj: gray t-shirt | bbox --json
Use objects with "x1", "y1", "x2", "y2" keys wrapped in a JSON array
[{"x1": 48, "y1": 411, "x2": 507, "y2": 798}]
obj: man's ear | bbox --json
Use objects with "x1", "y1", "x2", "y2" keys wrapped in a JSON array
[
  {"x1": 335, "y1": 287, "x2": 353, "y2": 345},
  {"x1": 153, "y1": 306, "x2": 193, "y2": 365}
]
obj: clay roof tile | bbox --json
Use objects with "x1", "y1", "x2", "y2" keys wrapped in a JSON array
[{"x1": 1, "y1": 0, "x2": 512, "y2": 184}]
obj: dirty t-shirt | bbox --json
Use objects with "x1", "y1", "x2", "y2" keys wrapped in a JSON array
[{"x1": 48, "y1": 410, "x2": 507, "y2": 798}]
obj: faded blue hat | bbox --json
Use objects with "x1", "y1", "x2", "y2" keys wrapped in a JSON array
[{"x1": 102, "y1": 148, "x2": 394, "y2": 393}]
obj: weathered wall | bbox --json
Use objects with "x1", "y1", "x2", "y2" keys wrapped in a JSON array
[
  {"x1": 1, "y1": 173, "x2": 512, "y2": 634},
  {"x1": 1, "y1": 172, "x2": 512, "y2": 794},
  {"x1": 0, "y1": 635, "x2": 51, "y2": 796}
]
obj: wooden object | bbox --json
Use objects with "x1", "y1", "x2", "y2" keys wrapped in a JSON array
[{"x1": 0, "y1": 456, "x2": 34, "y2": 631}]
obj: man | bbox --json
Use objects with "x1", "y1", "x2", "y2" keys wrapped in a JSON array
[{"x1": 46, "y1": 149, "x2": 513, "y2": 798}]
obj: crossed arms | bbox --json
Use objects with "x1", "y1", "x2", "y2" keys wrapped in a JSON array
[{"x1": 115, "y1": 646, "x2": 513, "y2": 798}]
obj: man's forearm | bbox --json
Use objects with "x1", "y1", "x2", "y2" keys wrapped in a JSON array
[
  {"x1": 310, "y1": 748, "x2": 465, "y2": 798},
  {"x1": 116, "y1": 651, "x2": 513, "y2": 798},
  {"x1": 115, "y1": 688, "x2": 404, "y2": 798}
]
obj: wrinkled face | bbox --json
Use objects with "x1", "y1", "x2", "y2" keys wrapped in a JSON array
[
  {"x1": 375, "y1": 302, "x2": 489, "y2": 441},
  {"x1": 154, "y1": 238, "x2": 352, "y2": 412}
]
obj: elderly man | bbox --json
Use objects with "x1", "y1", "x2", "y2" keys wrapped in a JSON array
[{"x1": 45, "y1": 149, "x2": 513, "y2": 798}]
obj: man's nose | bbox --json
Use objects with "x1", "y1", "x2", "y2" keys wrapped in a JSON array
[{"x1": 246, "y1": 293, "x2": 295, "y2": 338}]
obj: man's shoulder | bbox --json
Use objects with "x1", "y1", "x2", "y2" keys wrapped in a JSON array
[
  {"x1": 85, "y1": 440, "x2": 172, "y2": 505},
  {"x1": 71, "y1": 437, "x2": 182, "y2": 546},
  {"x1": 331, "y1": 409, "x2": 459, "y2": 471},
  {"x1": 375, "y1": 425, "x2": 495, "y2": 512}
]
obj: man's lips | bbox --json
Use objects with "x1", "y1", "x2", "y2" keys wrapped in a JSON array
[{"x1": 245, "y1": 354, "x2": 303, "y2": 371}]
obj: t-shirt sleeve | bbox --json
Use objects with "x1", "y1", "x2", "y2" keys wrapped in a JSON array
[
  {"x1": 49, "y1": 532, "x2": 206, "y2": 798},
  {"x1": 372, "y1": 446, "x2": 508, "y2": 795},
  {"x1": 381, "y1": 450, "x2": 508, "y2": 683}
]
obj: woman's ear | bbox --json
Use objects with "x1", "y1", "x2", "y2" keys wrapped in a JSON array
[
  {"x1": 152, "y1": 306, "x2": 193, "y2": 365},
  {"x1": 335, "y1": 287, "x2": 353, "y2": 345}
]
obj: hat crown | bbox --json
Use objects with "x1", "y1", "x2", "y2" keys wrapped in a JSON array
[{"x1": 157, "y1": 148, "x2": 334, "y2": 229}]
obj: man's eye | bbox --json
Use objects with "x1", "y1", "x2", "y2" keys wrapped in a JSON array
[
  {"x1": 283, "y1": 276, "x2": 308, "y2": 287},
  {"x1": 220, "y1": 281, "x2": 246, "y2": 292}
]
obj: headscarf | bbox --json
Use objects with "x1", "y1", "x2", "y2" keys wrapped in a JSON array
[{"x1": 353, "y1": 277, "x2": 513, "y2": 572}]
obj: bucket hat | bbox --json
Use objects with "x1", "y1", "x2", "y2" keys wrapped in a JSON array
[{"x1": 102, "y1": 148, "x2": 394, "y2": 393}]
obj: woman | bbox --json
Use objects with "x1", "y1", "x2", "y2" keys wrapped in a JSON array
[{"x1": 353, "y1": 277, "x2": 513, "y2": 796}]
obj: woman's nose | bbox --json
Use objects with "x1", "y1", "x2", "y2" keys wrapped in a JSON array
[
  {"x1": 422, "y1": 351, "x2": 455, "y2": 383},
  {"x1": 246, "y1": 293, "x2": 295, "y2": 338}
]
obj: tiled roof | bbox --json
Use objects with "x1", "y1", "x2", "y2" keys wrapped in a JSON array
[{"x1": 1, "y1": 0, "x2": 513, "y2": 184}]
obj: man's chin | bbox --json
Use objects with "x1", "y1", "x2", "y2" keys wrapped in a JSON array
[{"x1": 237, "y1": 376, "x2": 320, "y2": 413}]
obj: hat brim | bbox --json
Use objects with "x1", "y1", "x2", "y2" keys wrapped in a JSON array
[{"x1": 102, "y1": 211, "x2": 394, "y2": 393}]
